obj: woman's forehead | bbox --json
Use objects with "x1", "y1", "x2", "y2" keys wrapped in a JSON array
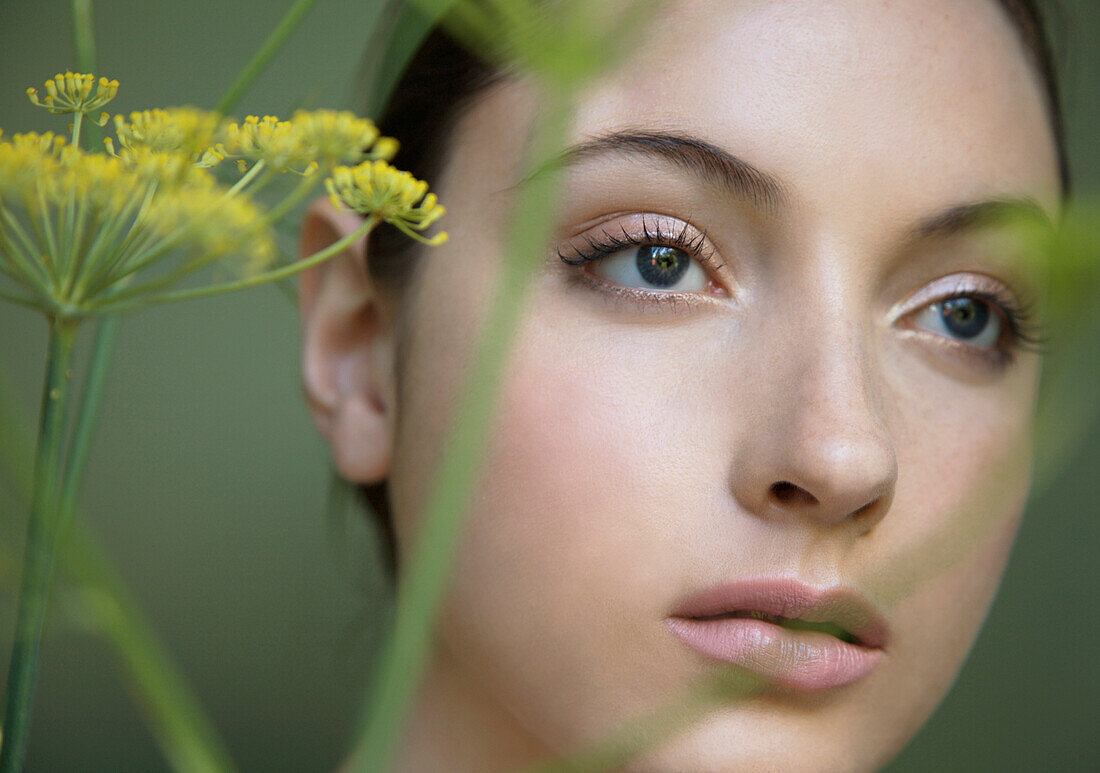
[{"x1": 467, "y1": 0, "x2": 1060, "y2": 220}]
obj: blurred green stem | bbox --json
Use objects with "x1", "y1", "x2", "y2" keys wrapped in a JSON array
[
  {"x1": 71, "y1": 0, "x2": 100, "y2": 150},
  {"x1": 348, "y1": 86, "x2": 574, "y2": 772},
  {"x1": 71, "y1": 0, "x2": 97, "y2": 77},
  {"x1": 0, "y1": 317, "x2": 78, "y2": 772},
  {"x1": 61, "y1": 520, "x2": 238, "y2": 772},
  {"x1": 215, "y1": 0, "x2": 323, "y2": 115}
]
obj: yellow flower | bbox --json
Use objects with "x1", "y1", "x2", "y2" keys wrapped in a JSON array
[
  {"x1": 51, "y1": 147, "x2": 146, "y2": 214},
  {"x1": 105, "y1": 145, "x2": 217, "y2": 188},
  {"x1": 289, "y1": 109, "x2": 389, "y2": 165},
  {"x1": 219, "y1": 110, "x2": 398, "y2": 175},
  {"x1": 0, "y1": 131, "x2": 273, "y2": 315},
  {"x1": 142, "y1": 182, "x2": 275, "y2": 275},
  {"x1": 0, "y1": 132, "x2": 67, "y2": 199},
  {"x1": 325, "y1": 160, "x2": 447, "y2": 245},
  {"x1": 105, "y1": 107, "x2": 224, "y2": 167},
  {"x1": 26, "y1": 72, "x2": 117, "y2": 123},
  {"x1": 221, "y1": 115, "x2": 315, "y2": 174}
]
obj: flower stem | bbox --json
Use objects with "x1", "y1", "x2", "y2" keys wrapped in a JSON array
[
  {"x1": 89, "y1": 217, "x2": 376, "y2": 314},
  {"x1": 0, "y1": 316, "x2": 79, "y2": 772},
  {"x1": 346, "y1": 87, "x2": 574, "y2": 772},
  {"x1": 71, "y1": 0, "x2": 97, "y2": 78},
  {"x1": 0, "y1": 341, "x2": 238, "y2": 772},
  {"x1": 70, "y1": 111, "x2": 84, "y2": 150},
  {"x1": 214, "y1": 0, "x2": 323, "y2": 115}
]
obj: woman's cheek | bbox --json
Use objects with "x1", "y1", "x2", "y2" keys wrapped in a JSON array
[{"x1": 425, "y1": 300, "x2": 722, "y2": 748}]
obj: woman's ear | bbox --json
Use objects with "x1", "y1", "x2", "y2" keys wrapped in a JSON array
[{"x1": 298, "y1": 197, "x2": 395, "y2": 484}]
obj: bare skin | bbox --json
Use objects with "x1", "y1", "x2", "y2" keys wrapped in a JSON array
[{"x1": 300, "y1": 1, "x2": 1060, "y2": 770}]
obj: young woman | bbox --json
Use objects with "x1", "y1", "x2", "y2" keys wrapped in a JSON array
[{"x1": 299, "y1": 1, "x2": 1066, "y2": 769}]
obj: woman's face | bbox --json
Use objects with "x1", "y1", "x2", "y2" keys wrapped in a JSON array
[{"x1": 305, "y1": 0, "x2": 1060, "y2": 769}]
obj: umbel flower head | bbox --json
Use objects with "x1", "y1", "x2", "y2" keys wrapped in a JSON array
[
  {"x1": 219, "y1": 109, "x2": 396, "y2": 175},
  {"x1": 26, "y1": 71, "x2": 118, "y2": 125},
  {"x1": 0, "y1": 72, "x2": 445, "y2": 319},
  {"x1": 326, "y1": 160, "x2": 448, "y2": 245}
]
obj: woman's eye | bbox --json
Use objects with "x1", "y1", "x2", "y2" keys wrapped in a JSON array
[
  {"x1": 588, "y1": 245, "x2": 708, "y2": 292},
  {"x1": 913, "y1": 296, "x2": 1002, "y2": 349}
]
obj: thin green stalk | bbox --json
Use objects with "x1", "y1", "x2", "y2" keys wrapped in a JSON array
[
  {"x1": 69, "y1": 197, "x2": 145, "y2": 305},
  {"x1": 35, "y1": 187, "x2": 60, "y2": 289},
  {"x1": 260, "y1": 172, "x2": 318, "y2": 227},
  {"x1": 1, "y1": 206, "x2": 53, "y2": 293},
  {"x1": 0, "y1": 289, "x2": 45, "y2": 313},
  {"x1": 71, "y1": 0, "x2": 97, "y2": 80},
  {"x1": 55, "y1": 317, "x2": 117, "y2": 541},
  {"x1": 224, "y1": 160, "x2": 266, "y2": 197},
  {"x1": 70, "y1": 111, "x2": 84, "y2": 151},
  {"x1": 61, "y1": 520, "x2": 238, "y2": 772},
  {"x1": 348, "y1": 88, "x2": 574, "y2": 772},
  {"x1": 89, "y1": 217, "x2": 376, "y2": 315},
  {"x1": 523, "y1": 674, "x2": 758, "y2": 773},
  {"x1": 0, "y1": 317, "x2": 79, "y2": 772},
  {"x1": 214, "y1": 0, "x2": 323, "y2": 115},
  {"x1": 0, "y1": 355, "x2": 237, "y2": 772}
]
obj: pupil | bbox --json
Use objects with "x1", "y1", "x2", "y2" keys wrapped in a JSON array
[
  {"x1": 636, "y1": 246, "x2": 689, "y2": 287},
  {"x1": 940, "y1": 298, "x2": 989, "y2": 339}
]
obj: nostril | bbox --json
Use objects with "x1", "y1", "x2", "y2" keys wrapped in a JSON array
[{"x1": 770, "y1": 481, "x2": 817, "y2": 506}]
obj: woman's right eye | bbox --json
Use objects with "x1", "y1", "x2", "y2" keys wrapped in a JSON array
[{"x1": 586, "y1": 244, "x2": 709, "y2": 293}]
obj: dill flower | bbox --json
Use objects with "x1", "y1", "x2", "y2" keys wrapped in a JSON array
[
  {"x1": 325, "y1": 160, "x2": 447, "y2": 245},
  {"x1": 288, "y1": 109, "x2": 394, "y2": 164},
  {"x1": 1, "y1": 73, "x2": 441, "y2": 319},
  {"x1": 0, "y1": 128, "x2": 272, "y2": 316},
  {"x1": 106, "y1": 107, "x2": 224, "y2": 165},
  {"x1": 0, "y1": 132, "x2": 67, "y2": 197},
  {"x1": 220, "y1": 110, "x2": 398, "y2": 175},
  {"x1": 102, "y1": 107, "x2": 226, "y2": 185},
  {"x1": 25, "y1": 71, "x2": 118, "y2": 124},
  {"x1": 221, "y1": 115, "x2": 317, "y2": 174}
]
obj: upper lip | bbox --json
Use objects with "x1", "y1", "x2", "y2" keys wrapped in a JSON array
[{"x1": 667, "y1": 577, "x2": 890, "y2": 649}]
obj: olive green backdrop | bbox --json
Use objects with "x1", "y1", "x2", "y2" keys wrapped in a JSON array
[{"x1": 0, "y1": 1, "x2": 1096, "y2": 770}]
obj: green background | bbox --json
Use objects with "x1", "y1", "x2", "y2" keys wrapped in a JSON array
[{"x1": 0, "y1": 1, "x2": 1096, "y2": 770}]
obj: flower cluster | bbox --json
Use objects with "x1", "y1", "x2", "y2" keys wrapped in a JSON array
[
  {"x1": 25, "y1": 71, "x2": 118, "y2": 123},
  {"x1": 220, "y1": 109, "x2": 396, "y2": 175},
  {"x1": 326, "y1": 160, "x2": 447, "y2": 245},
  {"x1": 0, "y1": 72, "x2": 444, "y2": 318}
]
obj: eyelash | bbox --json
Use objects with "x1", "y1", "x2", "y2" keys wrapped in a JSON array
[
  {"x1": 917, "y1": 281, "x2": 1046, "y2": 369},
  {"x1": 556, "y1": 217, "x2": 1046, "y2": 366},
  {"x1": 556, "y1": 215, "x2": 725, "y2": 309}
]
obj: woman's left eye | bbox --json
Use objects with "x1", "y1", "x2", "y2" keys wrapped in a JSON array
[
  {"x1": 912, "y1": 296, "x2": 1002, "y2": 349},
  {"x1": 587, "y1": 245, "x2": 708, "y2": 292}
]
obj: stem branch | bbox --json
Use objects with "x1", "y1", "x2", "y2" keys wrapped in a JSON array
[{"x1": 1, "y1": 317, "x2": 79, "y2": 772}]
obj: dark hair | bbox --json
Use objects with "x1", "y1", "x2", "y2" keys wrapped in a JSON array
[{"x1": 360, "y1": 0, "x2": 1070, "y2": 578}]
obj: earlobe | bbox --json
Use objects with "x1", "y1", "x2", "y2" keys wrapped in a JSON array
[{"x1": 298, "y1": 197, "x2": 395, "y2": 483}]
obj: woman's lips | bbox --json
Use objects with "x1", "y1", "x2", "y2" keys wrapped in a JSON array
[{"x1": 666, "y1": 578, "x2": 889, "y2": 691}]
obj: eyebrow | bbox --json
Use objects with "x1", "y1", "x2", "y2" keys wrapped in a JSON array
[
  {"x1": 911, "y1": 197, "x2": 1055, "y2": 240},
  {"x1": 542, "y1": 129, "x2": 1055, "y2": 239},
  {"x1": 552, "y1": 130, "x2": 790, "y2": 216}
]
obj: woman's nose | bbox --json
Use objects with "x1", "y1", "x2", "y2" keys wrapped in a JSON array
[{"x1": 730, "y1": 323, "x2": 898, "y2": 533}]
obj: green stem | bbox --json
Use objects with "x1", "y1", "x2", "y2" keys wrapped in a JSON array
[
  {"x1": 214, "y1": 0, "x2": 323, "y2": 115},
  {"x1": 0, "y1": 317, "x2": 79, "y2": 772},
  {"x1": 71, "y1": 0, "x2": 97, "y2": 76},
  {"x1": 0, "y1": 288, "x2": 46, "y2": 314},
  {"x1": 61, "y1": 520, "x2": 238, "y2": 772},
  {"x1": 70, "y1": 111, "x2": 84, "y2": 150},
  {"x1": 347, "y1": 88, "x2": 574, "y2": 772},
  {"x1": 0, "y1": 331, "x2": 238, "y2": 772},
  {"x1": 56, "y1": 317, "x2": 116, "y2": 537},
  {"x1": 260, "y1": 172, "x2": 318, "y2": 227},
  {"x1": 89, "y1": 217, "x2": 376, "y2": 315},
  {"x1": 225, "y1": 160, "x2": 266, "y2": 197}
]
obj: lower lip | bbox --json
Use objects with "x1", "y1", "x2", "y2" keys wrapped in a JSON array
[{"x1": 666, "y1": 617, "x2": 883, "y2": 691}]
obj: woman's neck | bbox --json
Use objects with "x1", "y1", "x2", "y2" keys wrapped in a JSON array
[{"x1": 392, "y1": 640, "x2": 552, "y2": 772}]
